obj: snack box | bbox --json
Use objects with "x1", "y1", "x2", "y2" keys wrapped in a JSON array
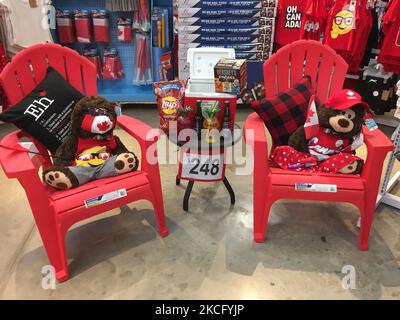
[{"x1": 214, "y1": 58, "x2": 248, "y2": 94}]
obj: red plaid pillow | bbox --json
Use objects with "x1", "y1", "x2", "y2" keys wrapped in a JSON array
[{"x1": 251, "y1": 76, "x2": 313, "y2": 146}]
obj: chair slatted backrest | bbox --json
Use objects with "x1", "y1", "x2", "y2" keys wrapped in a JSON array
[
  {"x1": 0, "y1": 43, "x2": 97, "y2": 108},
  {"x1": 263, "y1": 40, "x2": 348, "y2": 103}
]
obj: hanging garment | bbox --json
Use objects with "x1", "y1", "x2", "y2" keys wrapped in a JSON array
[
  {"x1": 300, "y1": 0, "x2": 330, "y2": 40},
  {"x1": 323, "y1": 0, "x2": 372, "y2": 73},
  {"x1": 377, "y1": 0, "x2": 400, "y2": 74},
  {"x1": 274, "y1": 0, "x2": 307, "y2": 49}
]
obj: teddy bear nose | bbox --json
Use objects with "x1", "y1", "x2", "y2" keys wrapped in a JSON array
[{"x1": 338, "y1": 118, "x2": 350, "y2": 128}]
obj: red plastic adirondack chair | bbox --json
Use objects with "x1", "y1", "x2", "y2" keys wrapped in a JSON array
[
  {"x1": 244, "y1": 40, "x2": 393, "y2": 250},
  {"x1": 0, "y1": 44, "x2": 168, "y2": 282}
]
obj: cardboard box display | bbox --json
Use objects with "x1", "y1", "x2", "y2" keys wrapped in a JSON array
[{"x1": 214, "y1": 58, "x2": 247, "y2": 94}]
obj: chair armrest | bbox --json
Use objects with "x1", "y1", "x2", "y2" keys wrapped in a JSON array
[
  {"x1": 361, "y1": 126, "x2": 393, "y2": 181},
  {"x1": 117, "y1": 115, "x2": 160, "y2": 173},
  {"x1": 244, "y1": 112, "x2": 270, "y2": 171},
  {"x1": 362, "y1": 126, "x2": 394, "y2": 153},
  {"x1": 0, "y1": 130, "x2": 39, "y2": 179}
]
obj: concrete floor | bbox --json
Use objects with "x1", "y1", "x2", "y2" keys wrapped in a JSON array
[{"x1": 0, "y1": 107, "x2": 399, "y2": 300}]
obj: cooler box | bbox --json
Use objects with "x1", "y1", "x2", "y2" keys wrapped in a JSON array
[{"x1": 185, "y1": 48, "x2": 237, "y2": 130}]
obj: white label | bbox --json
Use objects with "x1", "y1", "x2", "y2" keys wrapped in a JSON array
[
  {"x1": 181, "y1": 153, "x2": 224, "y2": 181},
  {"x1": 295, "y1": 183, "x2": 337, "y2": 193},
  {"x1": 84, "y1": 189, "x2": 127, "y2": 208}
]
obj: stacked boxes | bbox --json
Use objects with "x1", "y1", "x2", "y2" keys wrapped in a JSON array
[{"x1": 177, "y1": 0, "x2": 277, "y2": 80}]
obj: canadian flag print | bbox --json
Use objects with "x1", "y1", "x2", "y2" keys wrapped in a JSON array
[
  {"x1": 304, "y1": 95, "x2": 319, "y2": 139},
  {"x1": 91, "y1": 115, "x2": 113, "y2": 134}
]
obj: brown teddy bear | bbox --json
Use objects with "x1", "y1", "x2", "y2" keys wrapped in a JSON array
[
  {"x1": 272, "y1": 89, "x2": 370, "y2": 174},
  {"x1": 43, "y1": 96, "x2": 139, "y2": 190}
]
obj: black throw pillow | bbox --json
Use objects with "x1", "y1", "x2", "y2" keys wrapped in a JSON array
[{"x1": 0, "y1": 67, "x2": 84, "y2": 152}]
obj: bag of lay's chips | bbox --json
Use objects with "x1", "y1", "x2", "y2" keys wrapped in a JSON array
[{"x1": 154, "y1": 80, "x2": 187, "y2": 136}]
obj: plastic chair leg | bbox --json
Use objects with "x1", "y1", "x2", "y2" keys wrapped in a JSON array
[
  {"x1": 41, "y1": 229, "x2": 69, "y2": 282},
  {"x1": 358, "y1": 198, "x2": 375, "y2": 251},
  {"x1": 254, "y1": 195, "x2": 273, "y2": 243},
  {"x1": 148, "y1": 192, "x2": 168, "y2": 238}
]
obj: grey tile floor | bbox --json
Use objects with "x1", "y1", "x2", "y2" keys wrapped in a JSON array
[{"x1": 0, "y1": 106, "x2": 399, "y2": 299}]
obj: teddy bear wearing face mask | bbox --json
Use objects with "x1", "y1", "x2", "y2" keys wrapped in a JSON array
[{"x1": 43, "y1": 96, "x2": 139, "y2": 190}]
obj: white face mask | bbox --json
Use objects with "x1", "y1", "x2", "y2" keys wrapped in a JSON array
[{"x1": 89, "y1": 115, "x2": 114, "y2": 134}]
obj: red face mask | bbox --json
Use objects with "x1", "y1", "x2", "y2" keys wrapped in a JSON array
[{"x1": 81, "y1": 114, "x2": 115, "y2": 134}]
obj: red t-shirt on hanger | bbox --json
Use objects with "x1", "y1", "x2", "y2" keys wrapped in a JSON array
[
  {"x1": 274, "y1": 0, "x2": 307, "y2": 49},
  {"x1": 378, "y1": 0, "x2": 400, "y2": 73}
]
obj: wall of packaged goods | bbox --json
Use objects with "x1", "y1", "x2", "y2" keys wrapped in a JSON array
[
  {"x1": 175, "y1": 0, "x2": 275, "y2": 88},
  {"x1": 51, "y1": 0, "x2": 174, "y2": 103}
]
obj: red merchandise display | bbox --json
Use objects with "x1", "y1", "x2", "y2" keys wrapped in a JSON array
[
  {"x1": 83, "y1": 49, "x2": 102, "y2": 79},
  {"x1": 300, "y1": 0, "x2": 329, "y2": 40},
  {"x1": 377, "y1": 0, "x2": 400, "y2": 74},
  {"x1": 56, "y1": 10, "x2": 76, "y2": 44},
  {"x1": 92, "y1": 10, "x2": 110, "y2": 43},
  {"x1": 274, "y1": 0, "x2": 307, "y2": 49},
  {"x1": 103, "y1": 48, "x2": 124, "y2": 80},
  {"x1": 74, "y1": 10, "x2": 92, "y2": 43},
  {"x1": 117, "y1": 18, "x2": 132, "y2": 42},
  {"x1": 323, "y1": 0, "x2": 373, "y2": 73}
]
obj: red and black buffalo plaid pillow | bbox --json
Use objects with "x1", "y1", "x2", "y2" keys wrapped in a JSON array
[{"x1": 250, "y1": 76, "x2": 313, "y2": 146}]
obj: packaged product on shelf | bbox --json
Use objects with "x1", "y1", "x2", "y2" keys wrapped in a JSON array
[
  {"x1": 56, "y1": 10, "x2": 76, "y2": 44},
  {"x1": 103, "y1": 48, "x2": 124, "y2": 80},
  {"x1": 133, "y1": 33, "x2": 152, "y2": 85},
  {"x1": 177, "y1": 0, "x2": 275, "y2": 9},
  {"x1": 235, "y1": 51, "x2": 264, "y2": 60},
  {"x1": 92, "y1": 10, "x2": 110, "y2": 43},
  {"x1": 74, "y1": 10, "x2": 93, "y2": 43},
  {"x1": 177, "y1": 25, "x2": 269, "y2": 35},
  {"x1": 152, "y1": 7, "x2": 170, "y2": 48},
  {"x1": 178, "y1": 43, "x2": 270, "y2": 60},
  {"x1": 133, "y1": 0, "x2": 151, "y2": 32},
  {"x1": 178, "y1": 17, "x2": 268, "y2": 26},
  {"x1": 117, "y1": 18, "x2": 132, "y2": 42},
  {"x1": 178, "y1": 7, "x2": 272, "y2": 19},
  {"x1": 214, "y1": 58, "x2": 248, "y2": 94},
  {"x1": 83, "y1": 49, "x2": 102, "y2": 79},
  {"x1": 179, "y1": 34, "x2": 265, "y2": 44},
  {"x1": 153, "y1": 50, "x2": 175, "y2": 82},
  {"x1": 154, "y1": 80, "x2": 188, "y2": 136}
]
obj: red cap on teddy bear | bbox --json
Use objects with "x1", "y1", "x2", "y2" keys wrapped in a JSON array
[{"x1": 325, "y1": 89, "x2": 371, "y2": 112}]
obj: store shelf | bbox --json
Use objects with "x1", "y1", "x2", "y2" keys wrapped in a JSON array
[{"x1": 52, "y1": 0, "x2": 172, "y2": 103}]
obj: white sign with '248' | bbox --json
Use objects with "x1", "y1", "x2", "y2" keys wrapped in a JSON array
[{"x1": 181, "y1": 153, "x2": 224, "y2": 181}]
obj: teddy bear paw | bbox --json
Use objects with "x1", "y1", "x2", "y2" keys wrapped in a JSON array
[
  {"x1": 338, "y1": 161, "x2": 359, "y2": 174},
  {"x1": 115, "y1": 153, "x2": 138, "y2": 174},
  {"x1": 44, "y1": 171, "x2": 73, "y2": 190}
]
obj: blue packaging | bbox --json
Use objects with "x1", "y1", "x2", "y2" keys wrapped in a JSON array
[
  {"x1": 178, "y1": 25, "x2": 269, "y2": 36},
  {"x1": 177, "y1": 0, "x2": 274, "y2": 9},
  {"x1": 178, "y1": 7, "x2": 275, "y2": 18},
  {"x1": 179, "y1": 33, "x2": 265, "y2": 44},
  {"x1": 178, "y1": 17, "x2": 273, "y2": 26}
]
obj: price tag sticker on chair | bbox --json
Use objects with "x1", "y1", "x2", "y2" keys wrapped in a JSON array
[
  {"x1": 84, "y1": 189, "x2": 127, "y2": 208},
  {"x1": 295, "y1": 183, "x2": 337, "y2": 193}
]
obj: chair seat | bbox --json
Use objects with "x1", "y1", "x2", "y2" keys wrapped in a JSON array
[
  {"x1": 46, "y1": 171, "x2": 150, "y2": 213},
  {"x1": 270, "y1": 167, "x2": 364, "y2": 190}
]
